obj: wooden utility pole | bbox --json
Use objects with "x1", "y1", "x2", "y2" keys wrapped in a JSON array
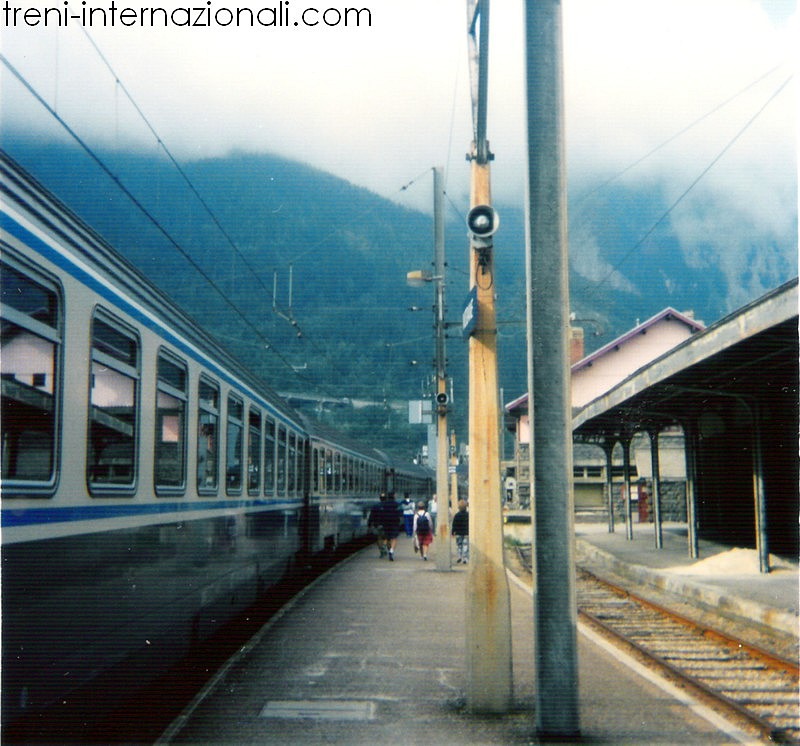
[{"x1": 464, "y1": 0, "x2": 513, "y2": 713}]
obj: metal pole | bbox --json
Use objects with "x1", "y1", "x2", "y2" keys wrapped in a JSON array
[
  {"x1": 450, "y1": 429, "x2": 459, "y2": 514},
  {"x1": 603, "y1": 440, "x2": 615, "y2": 533},
  {"x1": 622, "y1": 435, "x2": 633, "y2": 540},
  {"x1": 751, "y1": 403, "x2": 770, "y2": 573},
  {"x1": 433, "y1": 166, "x2": 451, "y2": 572},
  {"x1": 524, "y1": 0, "x2": 580, "y2": 737},
  {"x1": 684, "y1": 421, "x2": 699, "y2": 559},
  {"x1": 649, "y1": 428, "x2": 663, "y2": 549}
]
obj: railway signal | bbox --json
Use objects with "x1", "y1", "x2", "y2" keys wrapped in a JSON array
[{"x1": 406, "y1": 167, "x2": 452, "y2": 572}]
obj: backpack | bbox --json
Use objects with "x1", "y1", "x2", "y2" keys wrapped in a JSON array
[{"x1": 416, "y1": 513, "x2": 431, "y2": 535}]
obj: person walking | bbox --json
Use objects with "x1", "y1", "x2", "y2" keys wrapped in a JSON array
[
  {"x1": 451, "y1": 499, "x2": 469, "y2": 564},
  {"x1": 368, "y1": 493, "x2": 388, "y2": 558},
  {"x1": 382, "y1": 492, "x2": 403, "y2": 561},
  {"x1": 402, "y1": 498, "x2": 415, "y2": 537},
  {"x1": 412, "y1": 501, "x2": 434, "y2": 561}
]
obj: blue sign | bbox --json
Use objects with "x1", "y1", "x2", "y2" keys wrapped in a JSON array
[{"x1": 462, "y1": 287, "x2": 478, "y2": 339}]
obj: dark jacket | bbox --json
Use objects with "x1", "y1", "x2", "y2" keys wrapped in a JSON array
[{"x1": 451, "y1": 510, "x2": 469, "y2": 536}]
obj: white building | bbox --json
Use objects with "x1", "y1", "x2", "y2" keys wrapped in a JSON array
[
  {"x1": 571, "y1": 308, "x2": 704, "y2": 409},
  {"x1": 504, "y1": 308, "x2": 704, "y2": 512}
]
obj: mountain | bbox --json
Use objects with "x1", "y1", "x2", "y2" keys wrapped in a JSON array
[{"x1": 2, "y1": 138, "x2": 795, "y2": 454}]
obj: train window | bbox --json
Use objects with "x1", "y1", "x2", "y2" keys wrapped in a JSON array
[
  {"x1": 197, "y1": 377, "x2": 219, "y2": 493},
  {"x1": 297, "y1": 438, "x2": 306, "y2": 495},
  {"x1": 1, "y1": 259, "x2": 61, "y2": 492},
  {"x1": 333, "y1": 452, "x2": 342, "y2": 494},
  {"x1": 248, "y1": 407, "x2": 262, "y2": 495},
  {"x1": 312, "y1": 446, "x2": 320, "y2": 493},
  {"x1": 287, "y1": 431, "x2": 297, "y2": 495},
  {"x1": 325, "y1": 449, "x2": 333, "y2": 493},
  {"x1": 88, "y1": 312, "x2": 139, "y2": 492},
  {"x1": 263, "y1": 416, "x2": 275, "y2": 495},
  {"x1": 318, "y1": 446, "x2": 325, "y2": 493},
  {"x1": 276, "y1": 425, "x2": 287, "y2": 496},
  {"x1": 155, "y1": 350, "x2": 187, "y2": 493},
  {"x1": 226, "y1": 394, "x2": 243, "y2": 494}
]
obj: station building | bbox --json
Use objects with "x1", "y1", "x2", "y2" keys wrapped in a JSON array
[
  {"x1": 505, "y1": 279, "x2": 798, "y2": 570},
  {"x1": 505, "y1": 306, "x2": 704, "y2": 513}
]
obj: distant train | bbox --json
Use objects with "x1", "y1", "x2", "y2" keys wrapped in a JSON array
[{"x1": 0, "y1": 151, "x2": 432, "y2": 733}]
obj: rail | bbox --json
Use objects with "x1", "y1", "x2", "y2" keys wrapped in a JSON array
[{"x1": 515, "y1": 546, "x2": 799, "y2": 744}]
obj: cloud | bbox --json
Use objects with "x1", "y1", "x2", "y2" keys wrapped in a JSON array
[{"x1": 1, "y1": 0, "x2": 795, "y2": 291}]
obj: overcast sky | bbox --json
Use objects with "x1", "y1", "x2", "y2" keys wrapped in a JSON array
[{"x1": 2, "y1": 0, "x2": 797, "y2": 303}]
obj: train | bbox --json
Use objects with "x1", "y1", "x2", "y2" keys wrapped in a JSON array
[{"x1": 0, "y1": 150, "x2": 433, "y2": 735}]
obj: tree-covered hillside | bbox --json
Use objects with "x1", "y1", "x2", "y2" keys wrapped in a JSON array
[{"x1": 3, "y1": 139, "x2": 795, "y2": 457}]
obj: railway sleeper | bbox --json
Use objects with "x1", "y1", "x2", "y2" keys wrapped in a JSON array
[
  {"x1": 699, "y1": 679, "x2": 788, "y2": 694},
  {"x1": 747, "y1": 712, "x2": 800, "y2": 728},
  {"x1": 676, "y1": 662, "x2": 768, "y2": 673},
  {"x1": 626, "y1": 630, "x2": 702, "y2": 640},
  {"x1": 645, "y1": 650, "x2": 744, "y2": 661},
  {"x1": 718, "y1": 685, "x2": 800, "y2": 697},
  {"x1": 651, "y1": 649, "x2": 744, "y2": 660}
]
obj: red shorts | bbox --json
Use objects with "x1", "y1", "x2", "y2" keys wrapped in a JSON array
[{"x1": 416, "y1": 532, "x2": 433, "y2": 547}]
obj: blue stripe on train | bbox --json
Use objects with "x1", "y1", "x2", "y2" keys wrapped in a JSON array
[{"x1": 1, "y1": 498, "x2": 302, "y2": 528}]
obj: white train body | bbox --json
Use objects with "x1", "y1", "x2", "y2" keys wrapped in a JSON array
[{"x1": 0, "y1": 152, "x2": 431, "y2": 734}]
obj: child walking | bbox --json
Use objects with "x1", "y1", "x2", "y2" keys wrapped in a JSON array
[{"x1": 413, "y1": 501, "x2": 434, "y2": 561}]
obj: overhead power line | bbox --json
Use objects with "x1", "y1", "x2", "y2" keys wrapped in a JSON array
[
  {"x1": 588, "y1": 73, "x2": 794, "y2": 293},
  {"x1": 77, "y1": 30, "x2": 317, "y2": 336},
  {"x1": 0, "y1": 51, "x2": 314, "y2": 383},
  {"x1": 572, "y1": 62, "x2": 790, "y2": 211}
]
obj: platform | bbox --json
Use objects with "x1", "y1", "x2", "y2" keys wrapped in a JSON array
[
  {"x1": 574, "y1": 521, "x2": 799, "y2": 638},
  {"x1": 157, "y1": 528, "x2": 783, "y2": 745}
]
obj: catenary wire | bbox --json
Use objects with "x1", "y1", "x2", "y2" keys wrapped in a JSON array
[
  {"x1": 585, "y1": 73, "x2": 793, "y2": 293},
  {"x1": 63, "y1": 30, "x2": 396, "y2": 388},
  {"x1": 0, "y1": 52, "x2": 324, "y2": 387},
  {"x1": 572, "y1": 62, "x2": 789, "y2": 211}
]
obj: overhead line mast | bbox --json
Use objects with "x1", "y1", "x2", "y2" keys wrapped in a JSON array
[
  {"x1": 524, "y1": 0, "x2": 580, "y2": 737},
  {"x1": 463, "y1": 0, "x2": 513, "y2": 714}
]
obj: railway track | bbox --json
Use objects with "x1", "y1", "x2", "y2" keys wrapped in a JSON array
[{"x1": 515, "y1": 547, "x2": 800, "y2": 744}]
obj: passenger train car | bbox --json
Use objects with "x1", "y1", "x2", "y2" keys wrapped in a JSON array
[{"x1": 0, "y1": 151, "x2": 432, "y2": 734}]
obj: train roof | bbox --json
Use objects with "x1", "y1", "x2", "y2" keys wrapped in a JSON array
[{"x1": 299, "y1": 413, "x2": 431, "y2": 478}]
